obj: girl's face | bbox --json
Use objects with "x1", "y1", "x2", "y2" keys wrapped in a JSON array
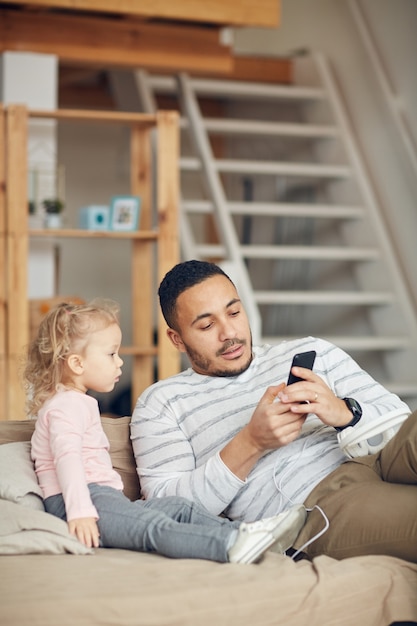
[{"x1": 73, "y1": 322, "x2": 123, "y2": 394}]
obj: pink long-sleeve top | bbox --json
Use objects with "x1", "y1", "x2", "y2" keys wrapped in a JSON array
[{"x1": 31, "y1": 389, "x2": 123, "y2": 521}]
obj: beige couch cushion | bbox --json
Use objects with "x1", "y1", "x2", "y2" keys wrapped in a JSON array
[
  {"x1": 101, "y1": 416, "x2": 140, "y2": 501},
  {"x1": 0, "y1": 441, "x2": 44, "y2": 510},
  {"x1": 0, "y1": 416, "x2": 141, "y2": 501},
  {"x1": 0, "y1": 419, "x2": 37, "y2": 444}
]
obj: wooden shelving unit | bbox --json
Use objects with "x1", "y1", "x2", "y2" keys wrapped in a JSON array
[{"x1": 0, "y1": 104, "x2": 180, "y2": 421}]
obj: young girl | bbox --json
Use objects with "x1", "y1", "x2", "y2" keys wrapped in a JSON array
[{"x1": 25, "y1": 299, "x2": 305, "y2": 564}]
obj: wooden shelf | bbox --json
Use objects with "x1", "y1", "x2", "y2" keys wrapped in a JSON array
[
  {"x1": 29, "y1": 109, "x2": 158, "y2": 125},
  {"x1": 30, "y1": 228, "x2": 159, "y2": 240},
  {"x1": 0, "y1": 105, "x2": 181, "y2": 420}
]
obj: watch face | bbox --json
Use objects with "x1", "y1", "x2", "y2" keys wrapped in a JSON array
[
  {"x1": 336, "y1": 398, "x2": 363, "y2": 431},
  {"x1": 345, "y1": 398, "x2": 362, "y2": 417}
]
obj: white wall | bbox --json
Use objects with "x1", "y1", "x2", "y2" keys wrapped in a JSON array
[
  {"x1": 0, "y1": 51, "x2": 59, "y2": 298},
  {"x1": 234, "y1": 0, "x2": 417, "y2": 310}
]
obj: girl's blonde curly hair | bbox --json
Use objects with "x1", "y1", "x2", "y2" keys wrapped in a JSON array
[{"x1": 23, "y1": 298, "x2": 120, "y2": 417}]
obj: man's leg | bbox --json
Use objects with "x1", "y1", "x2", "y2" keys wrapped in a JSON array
[
  {"x1": 378, "y1": 411, "x2": 417, "y2": 483},
  {"x1": 294, "y1": 455, "x2": 417, "y2": 562}
]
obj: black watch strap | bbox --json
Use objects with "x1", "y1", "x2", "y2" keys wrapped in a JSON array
[{"x1": 335, "y1": 397, "x2": 363, "y2": 432}]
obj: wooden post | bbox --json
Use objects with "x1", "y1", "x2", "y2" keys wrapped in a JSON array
[
  {"x1": 130, "y1": 123, "x2": 154, "y2": 403},
  {"x1": 0, "y1": 106, "x2": 7, "y2": 420},
  {"x1": 155, "y1": 110, "x2": 180, "y2": 381},
  {"x1": 5, "y1": 105, "x2": 29, "y2": 420}
]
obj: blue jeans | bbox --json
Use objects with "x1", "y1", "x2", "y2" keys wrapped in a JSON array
[{"x1": 44, "y1": 485, "x2": 240, "y2": 562}]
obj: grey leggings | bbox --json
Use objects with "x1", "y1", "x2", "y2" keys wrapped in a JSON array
[
  {"x1": 294, "y1": 412, "x2": 417, "y2": 562},
  {"x1": 45, "y1": 486, "x2": 240, "y2": 562}
]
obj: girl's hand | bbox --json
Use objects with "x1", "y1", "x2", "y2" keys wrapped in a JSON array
[{"x1": 68, "y1": 517, "x2": 100, "y2": 548}]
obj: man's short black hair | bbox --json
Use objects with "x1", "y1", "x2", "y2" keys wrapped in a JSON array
[{"x1": 158, "y1": 260, "x2": 232, "y2": 330}]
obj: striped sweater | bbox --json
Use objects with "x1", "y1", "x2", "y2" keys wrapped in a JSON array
[{"x1": 131, "y1": 337, "x2": 410, "y2": 521}]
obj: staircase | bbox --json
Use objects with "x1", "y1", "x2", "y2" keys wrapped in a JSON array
[{"x1": 110, "y1": 53, "x2": 417, "y2": 410}]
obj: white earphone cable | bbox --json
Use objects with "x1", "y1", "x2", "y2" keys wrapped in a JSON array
[{"x1": 272, "y1": 427, "x2": 330, "y2": 560}]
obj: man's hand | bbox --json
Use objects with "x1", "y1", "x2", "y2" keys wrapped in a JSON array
[
  {"x1": 219, "y1": 383, "x2": 307, "y2": 480},
  {"x1": 278, "y1": 366, "x2": 353, "y2": 429},
  {"x1": 244, "y1": 383, "x2": 308, "y2": 451},
  {"x1": 68, "y1": 517, "x2": 100, "y2": 548}
]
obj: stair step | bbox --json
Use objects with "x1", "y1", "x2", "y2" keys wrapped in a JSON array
[
  {"x1": 241, "y1": 244, "x2": 379, "y2": 261},
  {"x1": 255, "y1": 291, "x2": 395, "y2": 305},
  {"x1": 261, "y1": 336, "x2": 410, "y2": 351},
  {"x1": 180, "y1": 157, "x2": 203, "y2": 171},
  {"x1": 217, "y1": 159, "x2": 351, "y2": 178},
  {"x1": 181, "y1": 116, "x2": 338, "y2": 140},
  {"x1": 182, "y1": 200, "x2": 364, "y2": 219},
  {"x1": 386, "y1": 383, "x2": 417, "y2": 398},
  {"x1": 191, "y1": 78, "x2": 326, "y2": 101},
  {"x1": 203, "y1": 118, "x2": 339, "y2": 138},
  {"x1": 147, "y1": 75, "x2": 326, "y2": 101},
  {"x1": 194, "y1": 244, "x2": 226, "y2": 257},
  {"x1": 180, "y1": 157, "x2": 351, "y2": 178},
  {"x1": 194, "y1": 243, "x2": 379, "y2": 262}
]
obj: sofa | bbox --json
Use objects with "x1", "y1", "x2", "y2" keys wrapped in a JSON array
[{"x1": 1, "y1": 416, "x2": 416, "y2": 626}]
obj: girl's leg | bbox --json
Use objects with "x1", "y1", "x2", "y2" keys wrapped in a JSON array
[
  {"x1": 88, "y1": 485, "x2": 235, "y2": 562},
  {"x1": 46, "y1": 486, "x2": 306, "y2": 563},
  {"x1": 44, "y1": 493, "x2": 67, "y2": 520},
  {"x1": 142, "y1": 495, "x2": 241, "y2": 529}
]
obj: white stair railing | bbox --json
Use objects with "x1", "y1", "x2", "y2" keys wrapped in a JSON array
[
  {"x1": 177, "y1": 72, "x2": 262, "y2": 343},
  {"x1": 132, "y1": 69, "x2": 201, "y2": 260}
]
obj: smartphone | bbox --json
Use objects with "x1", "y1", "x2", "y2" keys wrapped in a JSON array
[{"x1": 287, "y1": 350, "x2": 317, "y2": 386}]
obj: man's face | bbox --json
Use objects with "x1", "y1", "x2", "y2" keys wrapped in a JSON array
[{"x1": 167, "y1": 275, "x2": 253, "y2": 377}]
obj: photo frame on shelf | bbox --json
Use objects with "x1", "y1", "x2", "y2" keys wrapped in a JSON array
[{"x1": 110, "y1": 195, "x2": 141, "y2": 231}]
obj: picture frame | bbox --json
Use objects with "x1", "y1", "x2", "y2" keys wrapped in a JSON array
[{"x1": 110, "y1": 195, "x2": 141, "y2": 231}]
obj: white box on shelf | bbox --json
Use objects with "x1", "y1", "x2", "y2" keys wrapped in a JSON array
[{"x1": 79, "y1": 205, "x2": 110, "y2": 231}]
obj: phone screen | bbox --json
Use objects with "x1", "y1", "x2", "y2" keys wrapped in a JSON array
[{"x1": 287, "y1": 350, "x2": 316, "y2": 386}]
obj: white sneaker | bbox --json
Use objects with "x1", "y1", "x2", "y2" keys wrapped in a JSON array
[
  {"x1": 228, "y1": 504, "x2": 307, "y2": 564},
  {"x1": 265, "y1": 504, "x2": 307, "y2": 554}
]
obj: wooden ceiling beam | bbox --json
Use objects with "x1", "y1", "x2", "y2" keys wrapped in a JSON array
[
  {"x1": 57, "y1": 55, "x2": 292, "y2": 110},
  {"x1": 1, "y1": 0, "x2": 280, "y2": 27},
  {"x1": 0, "y1": 9, "x2": 233, "y2": 74}
]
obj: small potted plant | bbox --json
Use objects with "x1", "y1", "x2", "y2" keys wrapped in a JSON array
[
  {"x1": 42, "y1": 198, "x2": 64, "y2": 229},
  {"x1": 28, "y1": 199, "x2": 44, "y2": 229}
]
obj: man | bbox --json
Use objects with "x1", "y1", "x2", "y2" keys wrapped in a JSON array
[{"x1": 131, "y1": 260, "x2": 417, "y2": 562}]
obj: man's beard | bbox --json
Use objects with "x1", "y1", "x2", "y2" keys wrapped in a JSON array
[{"x1": 184, "y1": 337, "x2": 253, "y2": 377}]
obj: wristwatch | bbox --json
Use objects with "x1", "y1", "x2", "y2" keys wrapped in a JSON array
[{"x1": 335, "y1": 397, "x2": 363, "y2": 431}]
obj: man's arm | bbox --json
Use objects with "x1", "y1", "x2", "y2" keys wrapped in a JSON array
[
  {"x1": 131, "y1": 382, "x2": 306, "y2": 513},
  {"x1": 131, "y1": 407, "x2": 246, "y2": 515},
  {"x1": 219, "y1": 383, "x2": 307, "y2": 479}
]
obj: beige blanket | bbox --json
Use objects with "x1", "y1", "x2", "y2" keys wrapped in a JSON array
[{"x1": 1, "y1": 549, "x2": 417, "y2": 626}]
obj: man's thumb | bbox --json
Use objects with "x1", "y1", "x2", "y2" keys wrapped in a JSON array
[{"x1": 262, "y1": 383, "x2": 285, "y2": 404}]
